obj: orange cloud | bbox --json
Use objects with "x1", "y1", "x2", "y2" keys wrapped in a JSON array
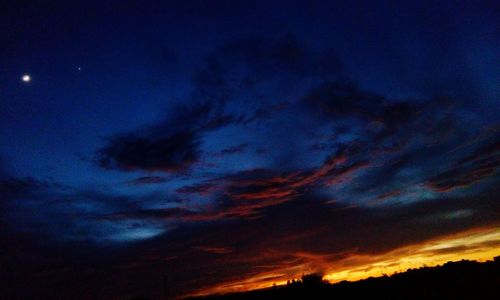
[{"x1": 190, "y1": 226, "x2": 500, "y2": 297}]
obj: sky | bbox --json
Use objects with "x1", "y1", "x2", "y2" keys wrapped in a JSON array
[{"x1": 1, "y1": 0, "x2": 499, "y2": 298}]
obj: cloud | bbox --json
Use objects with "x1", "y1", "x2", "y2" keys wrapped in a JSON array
[
  {"x1": 4, "y1": 187, "x2": 499, "y2": 298},
  {"x1": 426, "y1": 137, "x2": 500, "y2": 192},
  {"x1": 301, "y1": 80, "x2": 433, "y2": 147},
  {"x1": 203, "y1": 35, "x2": 343, "y2": 83},
  {"x1": 0, "y1": 177, "x2": 46, "y2": 197},
  {"x1": 125, "y1": 176, "x2": 169, "y2": 185},
  {"x1": 89, "y1": 186, "x2": 499, "y2": 298},
  {"x1": 98, "y1": 130, "x2": 200, "y2": 173},
  {"x1": 176, "y1": 182, "x2": 219, "y2": 196},
  {"x1": 94, "y1": 35, "x2": 345, "y2": 174},
  {"x1": 193, "y1": 246, "x2": 233, "y2": 254},
  {"x1": 217, "y1": 143, "x2": 249, "y2": 156},
  {"x1": 303, "y1": 81, "x2": 384, "y2": 121},
  {"x1": 106, "y1": 146, "x2": 370, "y2": 223},
  {"x1": 0, "y1": 177, "x2": 66, "y2": 200},
  {"x1": 95, "y1": 98, "x2": 247, "y2": 174}
]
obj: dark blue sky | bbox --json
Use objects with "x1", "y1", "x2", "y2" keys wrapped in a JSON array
[{"x1": 1, "y1": 1, "x2": 499, "y2": 298}]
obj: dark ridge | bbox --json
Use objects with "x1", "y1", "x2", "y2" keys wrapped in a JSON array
[{"x1": 184, "y1": 257, "x2": 500, "y2": 300}]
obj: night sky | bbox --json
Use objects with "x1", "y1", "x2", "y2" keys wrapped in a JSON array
[{"x1": 1, "y1": 1, "x2": 499, "y2": 299}]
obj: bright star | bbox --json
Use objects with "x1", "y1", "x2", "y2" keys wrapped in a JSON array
[{"x1": 22, "y1": 74, "x2": 31, "y2": 83}]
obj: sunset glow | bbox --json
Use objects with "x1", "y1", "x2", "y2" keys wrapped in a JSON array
[
  {"x1": 193, "y1": 226, "x2": 500, "y2": 296},
  {"x1": 1, "y1": 1, "x2": 498, "y2": 299}
]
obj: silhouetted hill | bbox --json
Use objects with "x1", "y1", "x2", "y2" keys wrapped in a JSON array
[{"x1": 187, "y1": 258, "x2": 500, "y2": 300}]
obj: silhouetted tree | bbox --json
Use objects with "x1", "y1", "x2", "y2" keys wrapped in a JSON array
[{"x1": 300, "y1": 273, "x2": 324, "y2": 285}]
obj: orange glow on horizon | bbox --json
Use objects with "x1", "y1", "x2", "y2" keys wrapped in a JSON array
[{"x1": 188, "y1": 226, "x2": 500, "y2": 298}]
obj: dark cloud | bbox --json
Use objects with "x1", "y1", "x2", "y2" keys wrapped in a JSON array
[
  {"x1": 98, "y1": 130, "x2": 200, "y2": 173},
  {"x1": 426, "y1": 136, "x2": 500, "y2": 192},
  {"x1": 192, "y1": 246, "x2": 233, "y2": 255},
  {"x1": 369, "y1": 189, "x2": 403, "y2": 205},
  {"x1": 94, "y1": 35, "x2": 346, "y2": 174},
  {"x1": 95, "y1": 98, "x2": 246, "y2": 173},
  {"x1": 10, "y1": 185, "x2": 496, "y2": 299},
  {"x1": 301, "y1": 80, "x2": 434, "y2": 147},
  {"x1": 175, "y1": 187, "x2": 497, "y2": 296},
  {"x1": 176, "y1": 182, "x2": 219, "y2": 196},
  {"x1": 0, "y1": 177, "x2": 66, "y2": 200},
  {"x1": 203, "y1": 35, "x2": 343, "y2": 84},
  {"x1": 303, "y1": 81, "x2": 384, "y2": 121},
  {"x1": 218, "y1": 143, "x2": 249, "y2": 156},
  {"x1": 0, "y1": 177, "x2": 46, "y2": 197},
  {"x1": 456, "y1": 136, "x2": 500, "y2": 166},
  {"x1": 243, "y1": 102, "x2": 290, "y2": 124},
  {"x1": 427, "y1": 157, "x2": 498, "y2": 192},
  {"x1": 125, "y1": 176, "x2": 169, "y2": 186},
  {"x1": 102, "y1": 145, "x2": 370, "y2": 224}
]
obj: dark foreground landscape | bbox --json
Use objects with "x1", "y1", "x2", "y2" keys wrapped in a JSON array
[{"x1": 187, "y1": 258, "x2": 500, "y2": 300}]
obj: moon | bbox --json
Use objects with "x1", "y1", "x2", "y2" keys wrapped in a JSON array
[{"x1": 22, "y1": 74, "x2": 31, "y2": 83}]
